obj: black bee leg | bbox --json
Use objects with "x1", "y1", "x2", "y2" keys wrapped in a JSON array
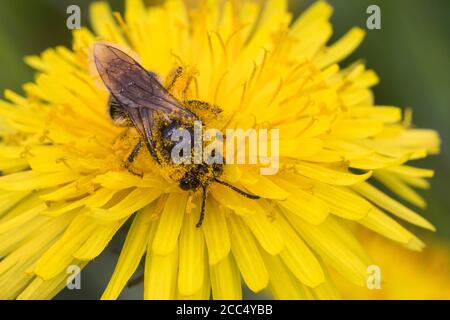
[
  {"x1": 124, "y1": 140, "x2": 143, "y2": 177},
  {"x1": 166, "y1": 66, "x2": 197, "y2": 101},
  {"x1": 196, "y1": 186, "x2": 207, "y2": 228},
  {"x1": 181, "y1": 77, "x2": 193, "y2": 101},
  {"x1": 214, "y1": 179, "x2": 260, "y2": 200},
  {"x1": 166, "y1": 66, "x2": 184, "y2": 91}
]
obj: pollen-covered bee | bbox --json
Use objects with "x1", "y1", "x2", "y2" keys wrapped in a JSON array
[{"x1": 93, "y1": 43, "x2": 259, "y2": 227}]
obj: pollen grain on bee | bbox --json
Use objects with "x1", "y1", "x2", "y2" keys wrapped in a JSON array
[{"x1": 170, "y1": 121, "x2": 279, "y2": 176}]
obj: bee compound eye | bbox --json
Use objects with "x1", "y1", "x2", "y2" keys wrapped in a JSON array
[{"x1": 179, "y1": 178, "x2": 192, "y2": 191}]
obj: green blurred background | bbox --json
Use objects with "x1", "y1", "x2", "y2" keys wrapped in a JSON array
[{"x1": 0, "y1": 0, "x2": 448, "y2": 299}]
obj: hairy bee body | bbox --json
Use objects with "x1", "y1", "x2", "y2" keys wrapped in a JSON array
[{"x1": 151, "y1": 116, "x2": 224, "y2": 192}]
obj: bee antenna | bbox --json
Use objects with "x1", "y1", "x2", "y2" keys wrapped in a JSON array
[
  {"x1": 214, "y1": 179, "x2": 260, "y2": 200},
  {"x1": 196, "y1": 186, "x2": 207, "y2": 228}
]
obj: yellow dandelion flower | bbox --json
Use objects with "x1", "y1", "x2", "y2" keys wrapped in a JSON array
[
  {"x1": 0, "y1": 0, "x2": 440, "y2": 300},
  {"x1": 335, "y1": 232, "x2": 450, "y2": 300}
]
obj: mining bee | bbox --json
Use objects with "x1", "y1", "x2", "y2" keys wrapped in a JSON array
[{"x1": 93, "y1": 43, "x2": 259, "y2": 227}]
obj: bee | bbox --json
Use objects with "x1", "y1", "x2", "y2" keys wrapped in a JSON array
[{"x1": 93, "y1": 43, "x2": 259, "y2": 227}]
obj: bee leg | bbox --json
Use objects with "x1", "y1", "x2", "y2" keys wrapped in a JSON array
[
  {"x1": 181, "y1": 76, "x2": 194, "y2": 101},
  {"x1": 196, "y1": 186, "x2": 207, "y2": 228},
  {"x1": 166, "y1": 66, "x2": 184, "y2": 91},
  {"x1": 185, "y1": 100, "x2": 223, "y2": 117},
  {"x1": 124, "y1": 140, "x2": 144, "y2": 177},
  {"x1": 166, "y1": 66, "x2": 196, "y2": 101},
  {"x1": 214, "y1": 178, "x2": 260, "y2": 200}
]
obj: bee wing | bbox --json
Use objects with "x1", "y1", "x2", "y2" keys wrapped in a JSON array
[{"x1": 93, "y1": 43, "x2": 197, "y2": 157}]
